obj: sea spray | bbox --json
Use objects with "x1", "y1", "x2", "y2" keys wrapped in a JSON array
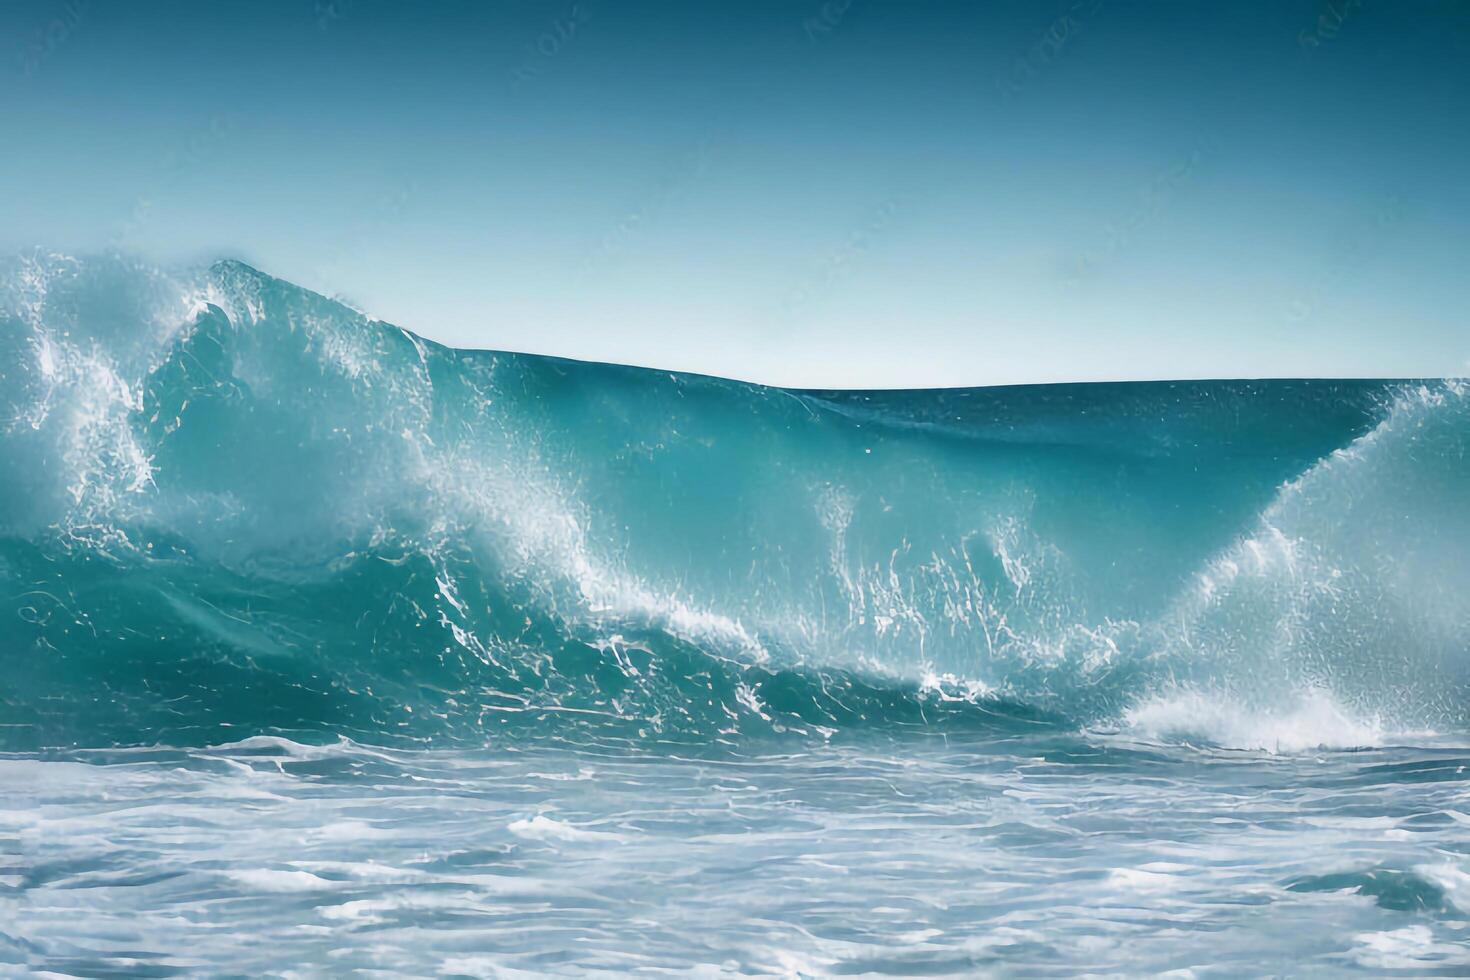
[{"x1": 2, "y1": 253, "x2": 1467, "y2": 751}]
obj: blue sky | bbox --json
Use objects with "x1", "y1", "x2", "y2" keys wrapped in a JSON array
[{"x1": 3, "y1": 0, "x2": 1467, "y2": 387}]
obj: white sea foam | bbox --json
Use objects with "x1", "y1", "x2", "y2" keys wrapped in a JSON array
[
  {"x1": 1352, "y1": 925, "x2": 1470, "y2": 971},
  {"x1": 507, "y1": 814, "x2": 623, "y2": 843},
  {"x1": 1123, "y1": 687, "x2": 1384, "y2": 753},
  {"x1": 1416, "y1": 860, "x2": 1470, "y2": 914},
  {"x1": 225, "y1": 869, "x2": 334, "y2": 892}
]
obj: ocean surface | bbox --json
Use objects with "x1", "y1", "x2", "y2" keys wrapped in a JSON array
[{"x1": 2, "y1": 254, "x2": 1468, "y2": 976}]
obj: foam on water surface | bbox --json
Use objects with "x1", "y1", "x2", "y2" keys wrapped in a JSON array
[{"x1": 3, "y1": 255, "x2": 1468, "y2": 974}]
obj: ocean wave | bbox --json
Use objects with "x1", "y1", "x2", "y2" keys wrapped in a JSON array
[{"x1": 2, "y1": 253, "x2": 1466, "y2": 749}]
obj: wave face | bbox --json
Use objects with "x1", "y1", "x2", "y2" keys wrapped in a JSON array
[{"x1": 2, "y1": 254, "x2": 1467, "y2": 750}]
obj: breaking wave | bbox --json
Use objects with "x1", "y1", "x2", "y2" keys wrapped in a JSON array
[{"x1": 2, "y1": 253, "x2": 1466, "y2": 751}]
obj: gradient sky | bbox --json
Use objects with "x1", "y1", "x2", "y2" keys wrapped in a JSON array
[{"x1": 4, "y1": 0, "x2": 1468, "y2": 387}]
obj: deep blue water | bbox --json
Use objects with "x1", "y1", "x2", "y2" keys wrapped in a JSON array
[{"x1": 2, "y1": 254, "x2": 1468, "y2": 975}]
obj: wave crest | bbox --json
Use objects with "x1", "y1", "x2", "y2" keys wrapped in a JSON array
[{"x1": 1, "y1": 254, "x2": 1465, "y2": 749}]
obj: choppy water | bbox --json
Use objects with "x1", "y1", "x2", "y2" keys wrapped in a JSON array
[
  {"x1": 9, "y1": 736, "x2": 1470, "y2": 976},
  {"x1": 3, "y1": 254, "x2": 1469, "y2": 975}
]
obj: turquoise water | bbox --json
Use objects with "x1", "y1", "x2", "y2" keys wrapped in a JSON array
[
  {"x1": 8, "y1": 736, "x2": 1470, "y2": 975},
  {"x1": 3, "y1": 254, "x2": 1468, "y2": 975}
]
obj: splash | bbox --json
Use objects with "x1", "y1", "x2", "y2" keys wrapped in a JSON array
[
  {"x1": 1, "y1": 254, "x2": 1466, "y2": 749},
  {"x1": 1123, "y1": 687, "x2": 1385, "y2": 752}
]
